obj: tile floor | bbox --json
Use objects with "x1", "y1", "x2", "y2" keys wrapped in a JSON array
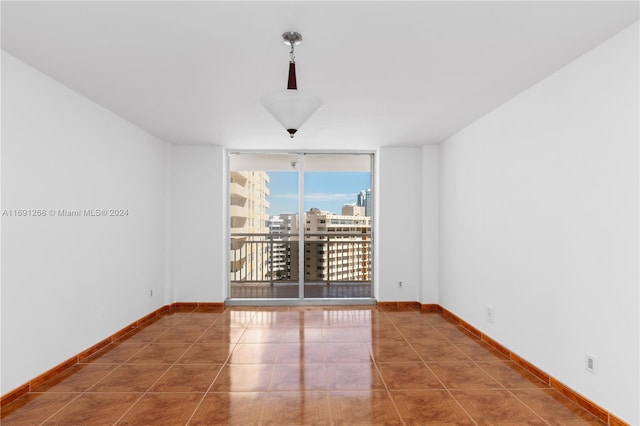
[{"x1": 1, "y1": 305, "x2": 605, "y2": 425}]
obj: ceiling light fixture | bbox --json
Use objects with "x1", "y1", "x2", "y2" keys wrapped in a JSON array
[{"x1": 260, "y1": 32, "x2": 323, "y2": 139}]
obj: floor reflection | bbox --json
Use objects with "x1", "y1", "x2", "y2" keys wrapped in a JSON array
[{"x1": 1, "y1": 305, "x2": 606, "y2": 425}]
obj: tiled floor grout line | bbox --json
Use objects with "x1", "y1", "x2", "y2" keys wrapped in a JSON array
[
  {"x1": 509, "y1": 382, "x2": 607, "y2": 425},
  {"x1": 435, "y1": 320, "x2": 549, "y2": 426},
  {"x1": 109, "y1": 389, "x2": 147, "y2": 425},
  {"x1": 414, "y1": 311, "x2": 546, "y2": 421},
  {"x1": 469, "y1": 353, "x2": 559, "y2": 426},
  {"x1": 465, "y1": 347, "x2": 552, "y2": 426},
  {"x1": 112, "y1": 307, "x2": 235, "y2": 425},
  {"x1": 35, "y1": 392, "x2": 84, "y2": 426},
  {"x1": 420, "y1": 325, "x2": 479, "y2": 426},
  {"x1": 502, "y1": 386, "x2": 553, "y2": 426},
  {"x1": 423, "y1": 312, "x2": 606, "y2": 426},
  {"x1": 34, "y1": 321, "x2": 168, "y2": 426},
  {"x1": 110, "y1": 308, "x2": 205, "y2": 425},
  {"x1": 262, "y1": 312, "x2": 285, "y2": 423},
  {"x1": 274, "y1": 306, "x2": 336, "y2": 425},
  {"x1": 185, "y1": 307, "x2": 252, "y2": 425},
  {"x1": 392, "y1": 311, "x2": 479, "y2": 426},
  {"x1": 438, "y1": 321, "x2": 557, "y2": 426},
  {"x1": 373, "y1": 310, "x2": 411, "y2": 425}
]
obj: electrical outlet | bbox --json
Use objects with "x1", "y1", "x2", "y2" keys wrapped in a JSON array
[
  {"x1": 398, "y1": 281, "x2": 403, "y2": 287},
  {"x1": 585, "y1": 353, "x2": 597, "y2": 374},
  {"x1": 486, "y1": 306, "x2": 495, "y2": 323},
  {"x1": 150, "y1": 289, "x2": 153, "y2": 297}
]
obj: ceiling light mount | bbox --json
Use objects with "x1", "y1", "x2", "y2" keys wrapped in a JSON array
[
  {"x1": 282, "y1": 31, "x2": 302, "y2": 47},
  {"x1": 260, "y1": 31, "x2": 323, "y2": 139}
]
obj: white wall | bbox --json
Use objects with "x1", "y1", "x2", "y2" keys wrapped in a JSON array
[
  {"x1": 171, "y1": 145, "x2": 225, "y2": 302},
  {"x1": 377, "y1": 147, "x2": 422, "y2": 301},
  {"x1": 421, "y1": 146, "x2": 439, "y2": 304},
  {"x1": 1, "y1": 52, "x2": 169, "y2": 394},
  {"x1": 439, "y1": 23, "x2": 639, "y2": 424}
]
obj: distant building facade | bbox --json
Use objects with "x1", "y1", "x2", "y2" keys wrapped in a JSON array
[
  {"x1": 285, "y1": 208, "x2": 371, "y2": 282},
  {"x1": 229, "y1": 171, "x2": 270, "y2": 281},
  {"x1": 266, "y1": 215, "x2": 287, "y2": 279},
  {"x1": 341, "y1": 204, "x2": 366, "y2": 217},
  {"x1": 356, "y1": 189, "x2": 372, "y2": 216}
]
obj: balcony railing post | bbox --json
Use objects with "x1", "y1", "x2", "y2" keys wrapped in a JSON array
[
  {"x1": 269, "y1": 235, "x2": 274, "y2": 286},
  {"x1": 328, "y1": 235, "x2": 333, "y2": 286}
]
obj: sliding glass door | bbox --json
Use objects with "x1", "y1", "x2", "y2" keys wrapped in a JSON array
[
  {"x1": 302, "y1": 154, "x2": 372, "y2": 299},
  {"x1": 229, "y1": 152, "x2": 373, "y2": 302},
  {"x1": 229, "y1": 153, "x2": 300, "y2": 299}
]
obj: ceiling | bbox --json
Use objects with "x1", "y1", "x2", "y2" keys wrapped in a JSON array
[{"x1": 2, "y1": 1, "x2": 638, "y2": 150}]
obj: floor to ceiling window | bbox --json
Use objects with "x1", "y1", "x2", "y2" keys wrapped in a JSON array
[{"x1": 228, "y1": 152, "x2": 374, "y2": 303}]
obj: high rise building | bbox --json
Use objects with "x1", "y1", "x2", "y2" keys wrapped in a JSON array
[
  {"x1": 285, "y1": 208, "x2": 371, "y2": 282},
  {"x1": 356, "y1": 189, "x2": 372, "y2": 216},
  {"x1": 229, "y1": 171, "x2": 270, "y2": 281},
  {"x1": 266, "y1": 215, "x2": 287, "y2": 279},
  {"x1": 278, "y1": 213, "x2": 299, "y2": 280},
  {"x1": 357, "y1": 190, "x2": 365, "y2": 209}
]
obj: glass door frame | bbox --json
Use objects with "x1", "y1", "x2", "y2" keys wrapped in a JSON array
[{"x1": 225, "y1": 150, "x2": 376, "y2": 306}]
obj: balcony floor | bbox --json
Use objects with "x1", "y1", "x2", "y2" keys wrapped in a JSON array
[{"x1": 230, "y1": 282, "x2": 372, "y2": 299}]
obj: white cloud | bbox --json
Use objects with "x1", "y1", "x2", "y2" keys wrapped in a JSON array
[
  {"x1": 270, "y1": 193, "x2": 298, "y2": 200},
  {"x1": 271, "y1": 193, "x2": 355, "y2": 202},
  {"x1": 305, "y1": 193, "x2": 354, "y2": 201}
]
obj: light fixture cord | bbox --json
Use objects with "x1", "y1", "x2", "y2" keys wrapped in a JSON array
[{"x1": 289, "y1": 42, "x2": 296, "y2": 63}]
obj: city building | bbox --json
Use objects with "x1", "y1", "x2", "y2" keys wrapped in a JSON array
[
  {"x1": 284, "y1": 208, "x2": 371, "y2": 282},
  {"x1": 229, "y1": 171, "x2": 270, "y2": 281},
  {"x1": 277, "y1": 213, "x2": 300, "y2": 280},
  {"x1": 356, "y1": 189, "x2": 372, "y2": 216},
  {"x1": 265, "y1": 215, "x2": 286, "y2": 279},
  {"x1": 341, "y1": 204, "x2": 365, "y2": 217}
]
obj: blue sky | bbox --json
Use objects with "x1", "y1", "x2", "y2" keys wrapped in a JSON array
[{"x1": 267, "y1": 172, "x2": 371, "y2": 216}]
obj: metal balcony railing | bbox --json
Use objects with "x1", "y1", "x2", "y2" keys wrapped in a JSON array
[{"x1": 230, "y1": 232, "x2": 372, "y2": 285}]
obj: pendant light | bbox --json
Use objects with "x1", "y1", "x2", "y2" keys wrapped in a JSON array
[{"x1": 261, "y1": 32, "x2": 323, "y2": 138}]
